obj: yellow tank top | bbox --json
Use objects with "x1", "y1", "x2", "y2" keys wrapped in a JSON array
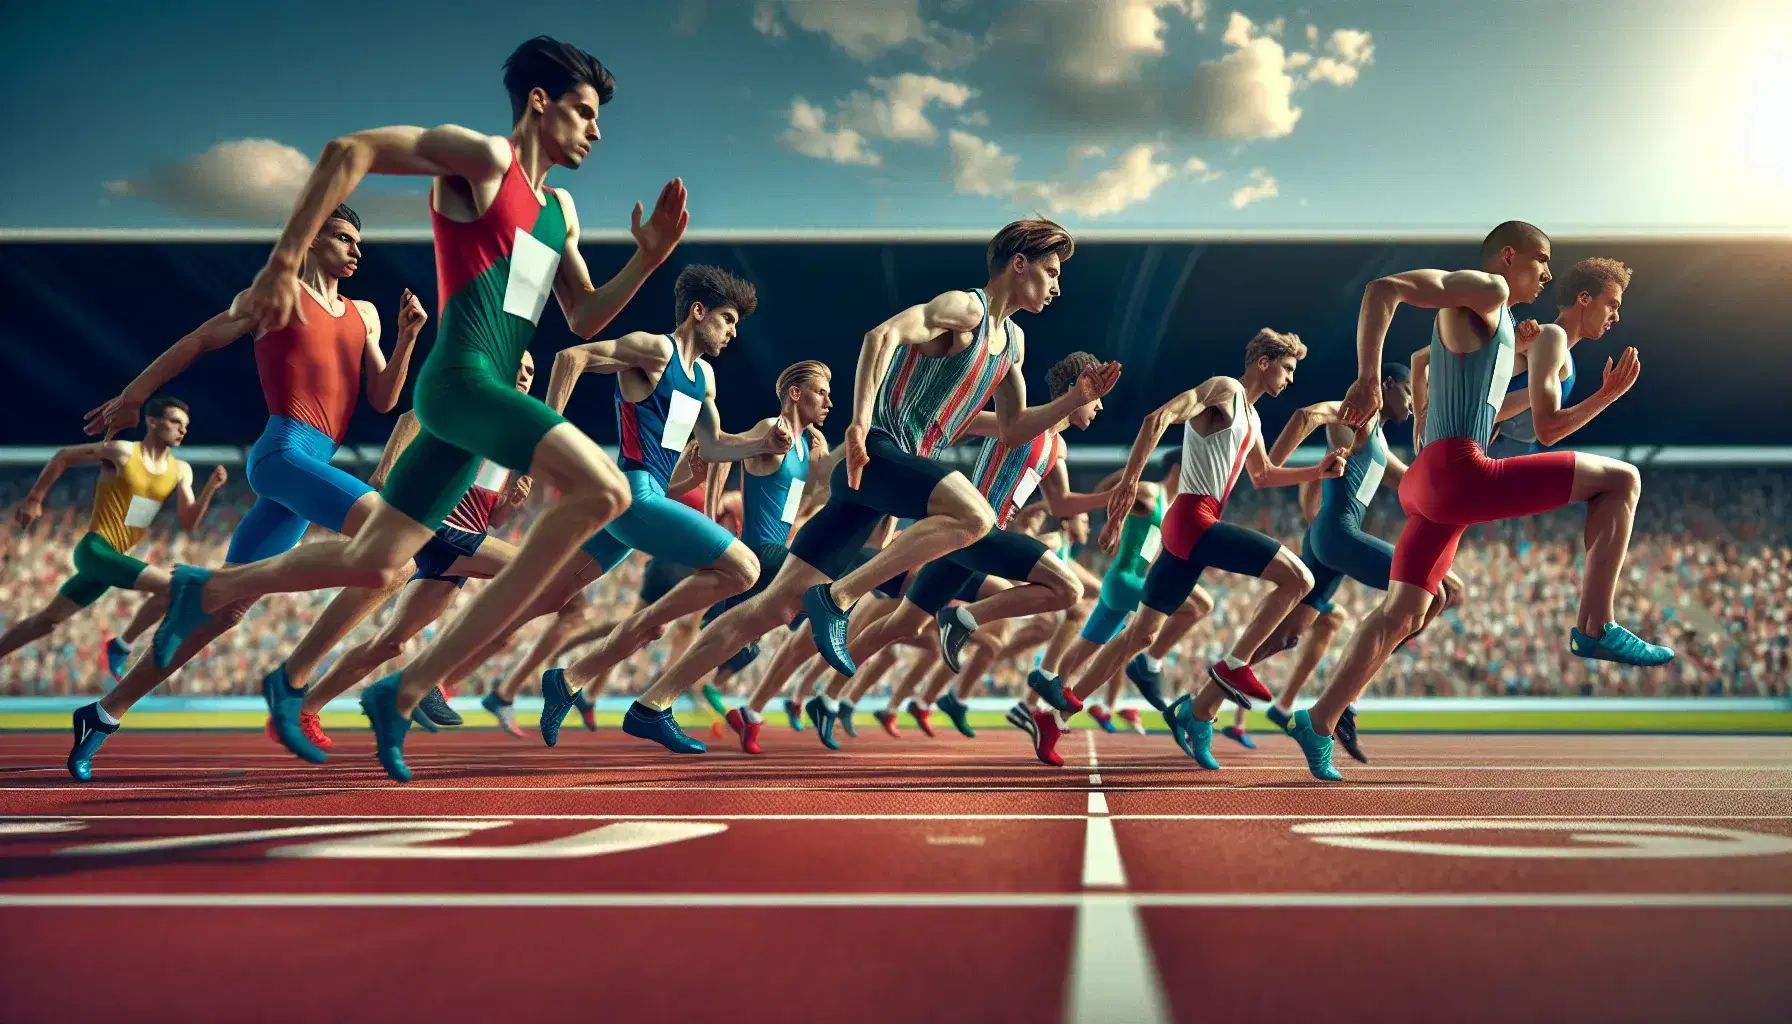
[{"x1": 89, "y1": 442, "x2": 182, "y2": 552}]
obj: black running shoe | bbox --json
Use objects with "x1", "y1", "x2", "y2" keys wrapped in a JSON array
[
  {"x1": 838, "y1": 699, "x2": 858, "y2": 738},
  {"x1": 1006, "y1": 701, "x2": 1038, "y2": 742},
  {"x1": 1335, "y1": 705, "x2": 1368, "y2": 763},
  {"x1": 937, "y1": 606, "x2": 977, "y2": 674},
  {"x1": 416, "y1": 687, "x2": 463, "y2": 727},
  {"x1": 1125, "y1": 655, "x2": 1168, "y2": 712}
]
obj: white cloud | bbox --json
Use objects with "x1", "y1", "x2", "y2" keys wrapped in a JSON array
[
  {"x1": 1305, "y1": 27, "x2": 1375, "y2": 86},
  {"x1": 1287, "y1": 50, "x2": 1313, "y2": 68},
  {"x1": 1183, "y1": 156, "x2": 1222, "y2": 181},
  {"x1": 1192, "y1": 12, "x2": 1303, "y2": 139},
  {"x1": 1071, "y1": 144, "x2": 1108, "y2": 160},
  {"x1": 754, "y1": 0, "x2": 976, "y2": 69},
  {"x1": 783, "y1": 98, "x2": 882, "y2": 166},
  {"x1": 104, "y1": 138, "x2": 426, "y2": 225},
  {"x1": 957, "y1": 110, "x2": 991, "y2": 127},
  {"x1": 996, "y1": 0, "x2": 1206, "y2": 87},
  {"x1": 837, "y1": 73, "x2": 974, "y2": 144},
  {"x1": 948, "y1": 130, "x2": 1018, "y2": 196},
  {"x1": 1306, "y1": 24, "x2": 1319, "y2": 46},
  {"x1": 1230, "y1": 167, "x2": 1279, "y2": 208}
]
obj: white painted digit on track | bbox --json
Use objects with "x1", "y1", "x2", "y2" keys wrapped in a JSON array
[{"x1": 1292, "y1": 819, "x2": 1792, "y2": 859}]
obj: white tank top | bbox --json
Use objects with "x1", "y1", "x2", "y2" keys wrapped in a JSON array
[{"x1": 1178, "y1": 388, "x2": 1259, "y2": 504}]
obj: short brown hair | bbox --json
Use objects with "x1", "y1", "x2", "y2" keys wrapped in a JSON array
[
  {"x1": 1243, "y1": 328, "x2": 1307, "y2": 367},
  {"x1": 987, "y1": 218, "x2": 1075, "y2": 277},
  {"x1": 674, "y1": 264, "x2": 758, "y2": 324},
  {"x1": 1556, "y1": 257, "x2": 1632, "y2": 310},
  {"x1": 775, "y1": 360, "x2": 830, "y2": 402}
]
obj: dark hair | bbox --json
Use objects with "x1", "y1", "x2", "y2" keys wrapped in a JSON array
[
  {"x1": 1381, "y1": 362, "x2": 1411, "y2": 385},
  {"x1": 1556, "y1": 256, "x2": 1632, "y2": 310},
  {"x1": 503, "y1": 36, "x2": 616, "y2": 125},
  {"x1": 1479, "y1": 220, "x2": 1549, "y2": 266},
  {"x1": 144, "y1": 395, "x2": 189, "y2": 420},
  {"x1": 1046, "y1": 351, "x2": 1100, "y2": 399},
  {"x1": 673, "y1": 264, "x2": 758, "y2": 324},
  {"x1": 987, "y1": 218, "x2": 1075, "y2": 277},
  {"x1": 326, "y1": 204, "x2": 360, "y2": 232}
]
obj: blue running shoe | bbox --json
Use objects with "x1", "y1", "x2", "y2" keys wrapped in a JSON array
[
  {"x1": 1220, "y1": 725, "x2": 1257, "y2": 750},
  {"x1": 838, "y1": 699, "x2": 858, "y2": 738},
  {"x1": 783, "y1": 697, "x2": 805, "y2": 731},
  {"x1": 1162, "y1": 695, "x2": 1196, "y2": 757},
  {"x1": 67, "y1": 703, "x2": 117, "y2": 782},
  {"x1": 804, "y1": 695, "x2": 840, "y2": 750},
  {"x1": 1288, "y1": 709, "x2": 1343, "y2": 782},
  {"x1": 936, "y1": 691, "x2": 976, "y2": 738},
  {"x1": 360, "y1": 675, "x2": 413, "y2": 783},
  {"x1": 622, "y1": 701, "x2": 706, "y2": 753},
  {"x1": 1172, "y1": 700, "x2": 1221, "y2": 770},
  {"x1": 152, "y1": 565, "x2": 214, "y2": 670},
  {"x1": 261, "y1": 664, "x2": 327, "y2": 764},
  {"x1": 1027, "y1": 669, "x2": 1083, "y2": 715},
  {"x1": 539, "y1": 668, "x2": 578, "y2": 748},
  {"x1": 1570, "y1": 623, "x2": 1675, "y2": 668},
  {"x1": 103, "y1": 638, "x2": 130, "y2": 681},
  {"x1": 481, "y1": 691, "x2": 521, "y2": 735},
  {"x1": 803, "y1": 585, "x2": 855, "y2": 676},
  {"x1": 1125, "y1": 655, "x2": 1168, "y2": 712},
  {"x1": 721, "y1": 641, "x2": 761, "y2": 673},
  {"x1": 1264, "y1": 703, "x2": 1293, "y2": 734}
]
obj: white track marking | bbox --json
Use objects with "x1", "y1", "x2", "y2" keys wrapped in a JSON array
[
  {"x1": 6, "y1": 785, "x2": 1790, "y2": 794},
  {"x1": 1089, "y1": 774, "x2": 1102, "y2": 785},
  {"x1": 1067, "y1": 895, "x2": 1171, "y2": 1024},
  {"x1": 1087, "y1": 793, "x2": 1109, "y2": 815},
  {"x1": 6, "y1": 814, "x2": 1792, "y2": 822}
]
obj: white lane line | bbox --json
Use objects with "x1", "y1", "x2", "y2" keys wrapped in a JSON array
[
  {"x1": 6, "y1": 785, "x2": 1789, "y2": 793},
  {"x1": 1086, "y1": 729, "x2": 1099, "y2": 770},
  {"x1": 1, "y1": 892, "x2": 1787, "y2": 910},
  {"x1": 1089, "y1": 774, "x2": 1102, "y2": 785},
  {"x1": 1087, "y1": 792, "x2": 1110, "y2": 815},
  {"x1": 1067, "y1": 895, "x2": 1171, "y2": 1024},
  {"x1": 7, "y1": 813, "x2": 1792, "y2": 822},
  {"x1": 5, "y1": 763, "x2": 1786, "y2": 775}
]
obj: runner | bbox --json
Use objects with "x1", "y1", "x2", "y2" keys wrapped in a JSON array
[
  {"x1": 67, "y1": 203, "x2": 425, "y2": 780},
  {"x1": 1030, "y1": 329, "x2": 1348, "y2": 768},
  {"x1": 610, "y1": 220, "x2": 1118, "y2": 753},
  {"x1": 4, "y1": 399, "x2": 225, "y2": 667},
  {"x1": 1288, "y1": 227, "x2": 1669, "y2": 782}
]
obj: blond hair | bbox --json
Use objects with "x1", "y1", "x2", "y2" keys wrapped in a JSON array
[
  {"x1": 1243, "y1": 328, "x2": 1307, "y2": 367},
  {"x1": 775, "y1": 360, "x2": 830, "y2": 403}
]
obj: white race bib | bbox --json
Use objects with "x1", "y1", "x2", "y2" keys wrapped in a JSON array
[
  {"x1": 780, "y1": 482, "x2": 805, "y2": 524},
  {"x1": 474, "y1": 461, "x2": 509, "y2": 492},
  {"x1": 123, "y1": 495, "x2": 163, "y2": 529},
  {"x1": 1139, "y1": 524, "x2": 1162, "y2": 562},
  {"x1": 662, "y1": 390, "x2": 702, "y2": 451},
  {"x1": 1354, "y1": 458, "x2": 1386, "y2": 506},
  {"x1": 502, "y1": 227, "x2": 561, "y2": 325},
  {"x1": 1486, "y1": 341, "x2": 1516, "y2": 412},
  {"x1": 1012, "y1": 466, "x2": 1042, "y2": 510}
]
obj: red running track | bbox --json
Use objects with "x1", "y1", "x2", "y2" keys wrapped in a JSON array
[{"x1": 2, "y1": 727, "x2": 1791, "y2": 1023}]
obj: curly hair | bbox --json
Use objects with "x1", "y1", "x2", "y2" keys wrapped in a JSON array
[
  {"x1": 1046, "y1": 351, "x2": 1101, "y2": 399},
  {"x1": 673, "y1": 264, "x2": 758, "y2": 324},
  {"x1": 1243, "y1": 328, "x2": 1307, "y2": 367},
  {"x1": 1556, "y1": 257, "x2": 1632, "y2": 310}
]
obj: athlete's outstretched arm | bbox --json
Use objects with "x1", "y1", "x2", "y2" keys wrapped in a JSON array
[
  {"x1": 549, "y1": 184, "x2": 688, "y2": 340},
  {"x1": 1038, "y1": 460, "x2": 1112, "y2": 517},
  {"x1": 11, "y1": 441, "x2": 128, "y2": 528},
  {"x1": 666, "y1": 441, "x2": 709, "y2": 499},
  {"x1": 691, "y1": 364, "x2": 791, "y2": 463},
  {"x1": 844, "y1": 289, "x2": 987, "y2": 485},
  {"x1": 1097, "y1": 378, "x2": 1228, "y2": 551},
  {"x1": 360, "y1": 290, "x2": 427, "y2": 413},
  {"x1": 84, "y1": 305, "x2": 256, "y2": 437},
  {"x1": 545, "y1": 332, "x2": 673, "y2": 412},
  {"x1": 1526, "y1": 325, "x2": 1641, "y2": 446},
  {"x1": 238, "y1": 124, "x2": 514, "y2": 333},
  {"x1": 990, "y1": 334, "x2": 1122, "y2": 447},
  {"x1": 367, "y1": 411, "x2": 423, "y2": 489},
  {"x1": 176, "y1": 463, "x2": 227, "y2": 532},
  {"x1": 1245, "y1": 432, "x2": 1348, "y2": 490},
  {"x1": 1344, "y1": 269, "x2": 1510, "y2": 427},
  {"x1": 1268, "y1": 400, "x2": 1343, "y2": 466}
]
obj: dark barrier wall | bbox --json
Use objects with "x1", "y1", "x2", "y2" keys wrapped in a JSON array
[{"x1": 3, "y1": 238, "x2": 1788, "y2": 448}]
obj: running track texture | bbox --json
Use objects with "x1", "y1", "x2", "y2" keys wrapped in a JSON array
[{"x1": 2, "y1": 728, "x2": 1790, "y2": 1023}]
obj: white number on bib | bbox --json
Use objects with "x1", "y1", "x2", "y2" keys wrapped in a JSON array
[
  {"x1": 123, "y1": 495, "x2": 162, "y2": 529},
  {"x1": 662, "y1": 391, "x2": 702, "y2": 452},
  {"x1": 502, "y1": 228, "x2": 561, "y2": 326},
  {"x1": 1485, "y1": 341, "x2": 1516, "y2": 412},
  {"x1": 1354, "y1": 458, "x2": 1386, "y2": 506},
  {"x1": 780, "y1": 483, "x2": 805, "y2": 524},
  {"x1": 474, "y1": 461, "x2": 510, "y2": 492},
  {"x1": 1012, "y1": 467, "x2": 1042, "y2": 510},
  {"x1": 1140, "y1": 524, "x2": 1162, "y2": 562}
]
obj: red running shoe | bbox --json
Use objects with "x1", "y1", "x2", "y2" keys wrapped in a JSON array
[
  {"x1": 874, "y1": 709, "x2": 901, "y2": 737},
  {"x1": 1030, "y1": 710, "x2": 1064, "y2": 767},
  {"x1": 908, "y1": 701, "x2": 936, "y2": 738},
  {"x1": 725, "y1": 709, "x2": 763, "y2": 754},
  {"x1": 709, "y1": 719, "x2": 726, "y2": 739},
  {"x1": 1118, "y1": 707, "x2": 1145, "y2": 735},
  {"x1": 1208, "y1": 661, "x2": 1273, "y2": 708},
  {"x1": 265, "y1": 714, "x2": 332, "y2": 750}
]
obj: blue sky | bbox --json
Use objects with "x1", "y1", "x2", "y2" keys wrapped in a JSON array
[{"x1": 5, "y1": 0, "x2": 1790, "y2": 233}]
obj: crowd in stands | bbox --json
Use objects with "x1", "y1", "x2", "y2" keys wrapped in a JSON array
[{"x1": 2, "y1": 464, "x2": 1786, "y2": 702}]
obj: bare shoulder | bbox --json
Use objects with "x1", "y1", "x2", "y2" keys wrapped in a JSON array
[
  {"x1": 1198, "y1": 375, "x2": 1242, "y2": 401},
  {"x1": 550, "y1": 187, "x2": 580, "y2": 233},
  {"x1": 924, "y1": 289, "x2": 986, "y2": 329}
]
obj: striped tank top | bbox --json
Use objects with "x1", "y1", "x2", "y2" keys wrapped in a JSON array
[
  {"x1": 254, "y1": 286, "x2": 368, "y2": 443},
  {"x1": 1178, "y1": 389, "x2": 1258, "y2": 506},
  {"x1": 871, "y1": 288, "x2": 1015, "y2": 458},
  {"x1": 442, "y1": 460, "x2": 508, "y2": 534},
  {"x1": 1318, "y1": 418, "x2": 1388, "y2": 525},
  {"x1": 970, "y1": 429, "x2": 1063, "y2": 529},
  {"x1": 1423, "y1": 305, "x2": 1515, "y2": 449},
  {"x1": 617, "y1": 340, "x2": 709, "y2": 490},
  {"x1": 89, "y1": 442, "x2": 182, "y2": 552},
  {"x1": 741, "y1": 430, "x2": 809, "y2": 548}
]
